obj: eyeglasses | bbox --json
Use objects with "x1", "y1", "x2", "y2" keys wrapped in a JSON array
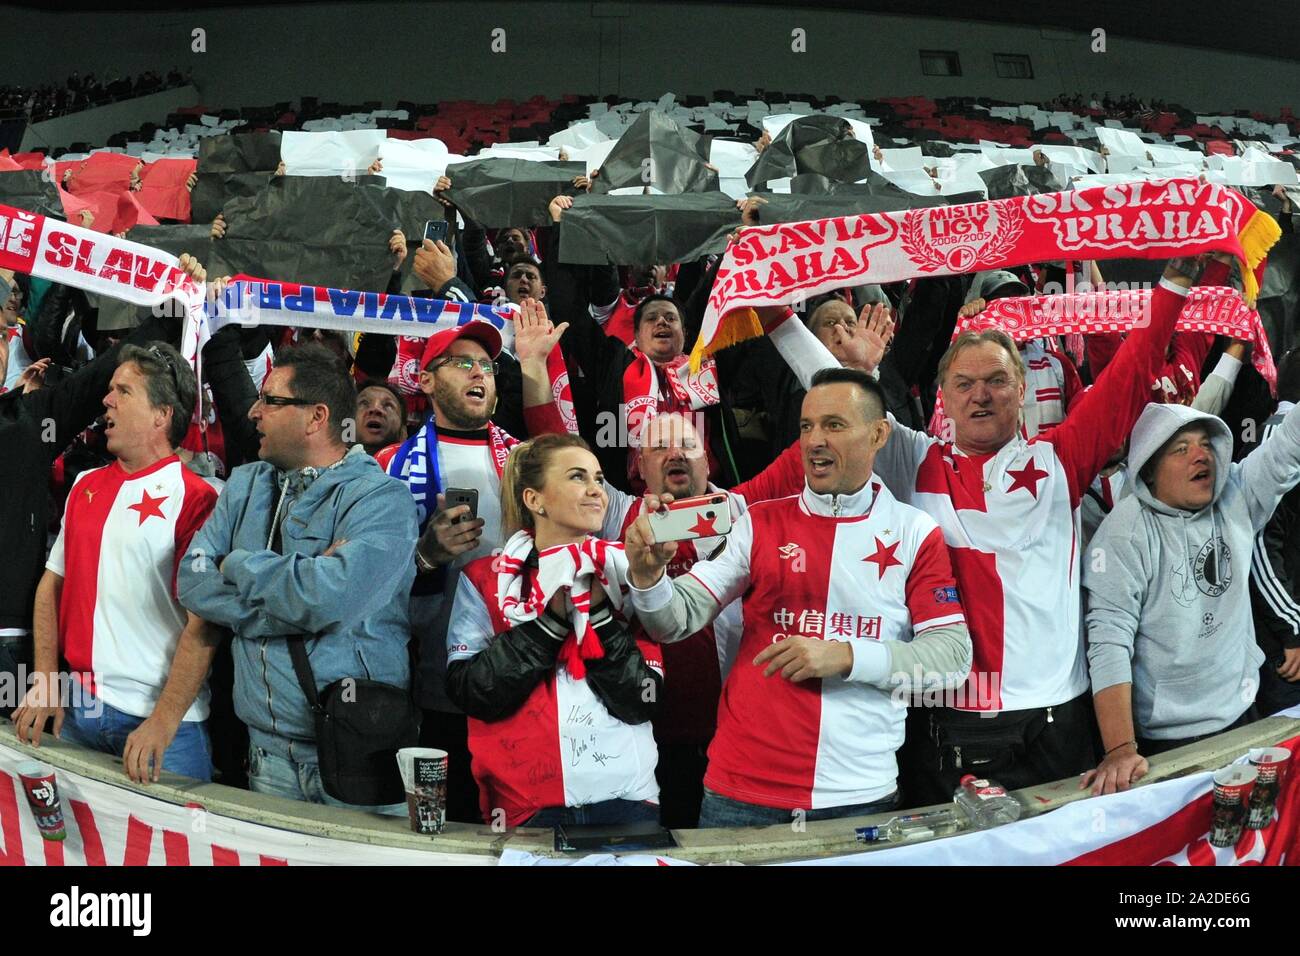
[
  {"x1": 433, "y1": 356, "x2": 498, "y2": 376},
  {"x1": 254, "y1": 392, "x2": 317, "y2": 408}
]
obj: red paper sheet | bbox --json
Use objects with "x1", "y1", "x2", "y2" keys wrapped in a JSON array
[{"x1": 136, "y1": 158, "x2": 197, "y2": 222}]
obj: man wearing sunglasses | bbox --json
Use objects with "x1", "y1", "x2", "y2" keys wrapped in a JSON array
[{"x1": 178, "y1": 343, "x2": 418, "y2": 809}]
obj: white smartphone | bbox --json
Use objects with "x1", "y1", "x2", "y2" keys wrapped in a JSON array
[{"x1": 646, "y1": 492, "x2": 732, "y2": 543}]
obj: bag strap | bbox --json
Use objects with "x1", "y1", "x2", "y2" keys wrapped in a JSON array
[{"x1": 268, "y1": 478, "x2": 325, "y2": 717}]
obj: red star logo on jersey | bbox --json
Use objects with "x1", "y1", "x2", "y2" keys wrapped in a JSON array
[
  {"x1": 1005, "y1": 458, "x2": 1050, "y2": 499},
  {"x1": 863, "y1": 537, "x2": 903, "y2": 579},
  {"x1": 127, "y1": 489, "x2": 168, "y2": 525},
  {"x1": 687, "y1": 512, "x2": 718, "y2": 537}
]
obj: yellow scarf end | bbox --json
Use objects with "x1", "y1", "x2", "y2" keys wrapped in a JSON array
[
  {"x1": 690, "y1": 307, "x2": 764, "y2": 373},
  {"x1": 1237, "y1": 206, "x2": 1282, "y2": 307}
]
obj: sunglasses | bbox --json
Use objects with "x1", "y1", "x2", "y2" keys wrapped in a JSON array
[
  {"x1": 254, "y1": 392, "x2": 317, "y2": 408},
  {"x1": 146, "y1": 345, "x2": 185, "y2": 396}
]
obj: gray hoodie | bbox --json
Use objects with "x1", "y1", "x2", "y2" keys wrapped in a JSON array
[{"x1": 1084, "y1": 401, "x2": 1300, "y2": 740}]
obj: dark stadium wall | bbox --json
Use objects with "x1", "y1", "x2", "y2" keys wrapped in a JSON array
[{"x1": 4, "y1": 2, "x2": 1297, "y2": 114}]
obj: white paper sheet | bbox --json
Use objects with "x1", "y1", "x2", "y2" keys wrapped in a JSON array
[
  {"x1": 377, "y1": 137, "x2": 451, "y2": 192},
  {"x1": 281, "y1": 129, "x2": 386, "y2": 177},
  {"x1": 708, "y1": 139, "x2": 759, "y2": 179},
  {"x1": 1206, "y1": 155, "x2": 1299, "y2": 187},
  {"x1": 1095, "y1": 126, "x2": 1149, "y2": 157},
  {"x1": 880, "y1": 147, "x2": 925, "y2": 169}
]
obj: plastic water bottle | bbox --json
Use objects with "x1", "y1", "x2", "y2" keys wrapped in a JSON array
[
  {"x1": 953, "y1": 774, "x2": 1022, "y2": 829},
  {"x1": 856, "y1": 808, "x2": 960, "y2": 844}
]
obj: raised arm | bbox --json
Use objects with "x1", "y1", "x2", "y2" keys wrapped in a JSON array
[
  {"x1": 624, "y1": 500, "x2": 752, "y2": 643},
  {"x1": 1048, "y1": 257, "x2": 1232, "y2": 505},
  {"x1": 1237, "y1": 400, "x2": 1300, "y2": 532}
]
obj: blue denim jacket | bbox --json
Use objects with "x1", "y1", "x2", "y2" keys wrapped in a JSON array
[{"x1": 177, "y1": 446, "x2": 418, "y2": 762}]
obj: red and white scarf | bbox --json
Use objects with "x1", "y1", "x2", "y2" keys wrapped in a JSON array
[
  {"x1": 494, "y1": 530, "x2": 630, "y2": 680},
  {"x1": 927, "y1": 286, "x2": 1277, "y2": 433},
  {"x1": 693, "y1": 178, "x2": 1280, "y2": 369},
  {"x1": 622, "y1": 350, "x2": 719, "y2": 438}
]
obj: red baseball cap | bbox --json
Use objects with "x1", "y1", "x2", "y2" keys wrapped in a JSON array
[{"x1": 420, "y1": 320, "x2": 503, "y2": 371}]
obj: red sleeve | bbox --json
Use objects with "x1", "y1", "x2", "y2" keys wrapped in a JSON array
[
  {"x1": 1084, "y1": 331, "x2": 1122, "y2": 380},
  {"x1": 1168, "y1": 330, "x2": 1216, "y2": 395},
  {"x1": 172, "y1": 475, "x2": 219, "y2": 599},
  {"x1": 1047, "y1": 260, "x2": 1231, "y2": 506},
  {"x1": 522, "y1": 399, "x2": 570, "y2": 438},
  {"x1": 905, "y1": 526, "x2": 967, "y2": 632},
  {"x1": 730, "y1": 440, "x2": 803, "y2": 505}
]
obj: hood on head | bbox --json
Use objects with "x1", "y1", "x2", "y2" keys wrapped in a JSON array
[
  {"x1": 966, "y1": 270, "x2": 1029, "y2": 305},
  {"x1": 1125, "y1": 402, "x2": 1232, "y2": 514}
]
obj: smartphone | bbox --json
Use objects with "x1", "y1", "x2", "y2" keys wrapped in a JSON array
[
  {"x1": 646, "y1": 492, "x2": 731, "y2": 543},
  {"x1": 41, "y1": 363, "x2": 75, "y2": 386},
  {"x1": 423, "y1": 219, "x2": 449, "y2": 244},
  {"x1": 443, "y1": 487, "x2": 478, "y2": 524},
  {"x1": 555, "y1": 820, "x2": 676, "y2": 853}
]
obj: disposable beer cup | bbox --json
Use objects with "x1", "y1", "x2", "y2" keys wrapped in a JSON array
[
  {"x1": 17, "y1": 761, "x2": 67, "y2": 842},
  {"x1": 397, "y1": 747, "x2": 448, "y2": 835},
  {"x1": 1209, "y1": 765, "x2": 1257, "y2": 848},
  {"x1": 1246, "y1": 747, "x2": 1291, "y2": 830}
]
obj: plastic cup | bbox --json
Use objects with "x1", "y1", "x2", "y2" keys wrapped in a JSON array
[
  {"x1": 17, "y1": 761, "x2": 67, "y2": 842},
  {"x1": 397, "y1": 747, "x2": 447, "y2": 835},
  {"x1": 1246, "y1": 747, "x2": 1291, "y2": 830},
  {"x1": 1209, "y1": 764, "x2": 1257, "y2": 848}
]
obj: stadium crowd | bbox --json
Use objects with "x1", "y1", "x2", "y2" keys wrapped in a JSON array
[
  {"x1": 0, "y1": 68, "x2": 191, "y2": 122},
  {"x1": 2, "y1": 86, "x2": 1300, "y2": 832}
]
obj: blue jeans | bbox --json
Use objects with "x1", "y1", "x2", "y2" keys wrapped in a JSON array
[
  {"x1": 246, "y1": 745, "x2": 406, "y2": 817},
  {"x1": 60, "y1": 693, "x2": 213, "y2": 782},
  {"x1": 698, "y1": 788, "x2": 900, "y2": 828},
  {"x1": 524, "y1": 799, "x2": 661, "y2": 828}
]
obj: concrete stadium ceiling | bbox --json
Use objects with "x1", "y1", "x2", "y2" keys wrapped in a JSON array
[{"x1": 14, "y1": 0, "x2": 1299, "y2": 62}]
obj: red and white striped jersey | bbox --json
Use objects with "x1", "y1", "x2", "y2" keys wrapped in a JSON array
[
  {"x1": 46, "y1": 456, "x2": 218, "y2": 721},
  {"x1": 875, "y1": 277, "x2": 1192, "y2": 713},
  {"x1": 683, "y1": 480, "x2": 965, "y2": 811},
  {"x1": 449, "y1": 558, "x2": 663, "y2": 827},
  {"x1": 1020, "y1": 339, "x2": 1082, "y2": 438}
]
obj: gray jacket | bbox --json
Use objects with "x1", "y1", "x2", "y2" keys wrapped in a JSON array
[
  {"x1": 177, "y1": 445, "x2": 418, "y2": 762},
  {"x1": 1084, "y1": 402, "x2": 1300, "y2": 740}
]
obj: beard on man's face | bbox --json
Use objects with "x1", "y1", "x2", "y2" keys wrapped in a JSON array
[{"x1": 433, "y1": 376, "x2": 492, "y2": 430}]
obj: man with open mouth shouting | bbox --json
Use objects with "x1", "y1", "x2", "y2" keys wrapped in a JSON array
[{"x1": 1082, "y1": 396, "x2": 1300, "y2": 796}]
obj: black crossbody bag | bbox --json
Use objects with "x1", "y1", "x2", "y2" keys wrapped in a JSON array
[{"x1": 270, "y1": 480, "x2": 421, "y2": 806}]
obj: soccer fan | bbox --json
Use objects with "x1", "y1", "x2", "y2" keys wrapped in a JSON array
[
  {"x1": 957, "y1": 269, "x2": 1083, "y2": 438},
  {"x1": 625, "y1": 367, "x2": 971, "y2": 826},
  {"x1": 0, "y1": 271, "x2": 190, "y2": 720},
  {"x1": 12, "y1": 342, "x2": 222, "y2": 784},
  {"x1": 375, "y1": 319, "x2": 525, "y2": 820},
  {"x1": 356, "y1": 380, "x2": 407, "y2": 455},
  {"x1": 446, "y1": 433, "x2": 663, "y2": 827},
  {"x1": 514, "y1": 301, "x2": 805, "y2": 825},
  {"x1": 1082, "y1": 399, "x2": 1300, "y2": 795},
  {"x1": 876, "y1": 254, "x2": 1234, "y2": 803},
  {"x1": 807, "y1": 297, "x2": 894, "y2": 380},
  {"x1": 177, "y1": 344, "x2": 418, "y2": 809}
]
